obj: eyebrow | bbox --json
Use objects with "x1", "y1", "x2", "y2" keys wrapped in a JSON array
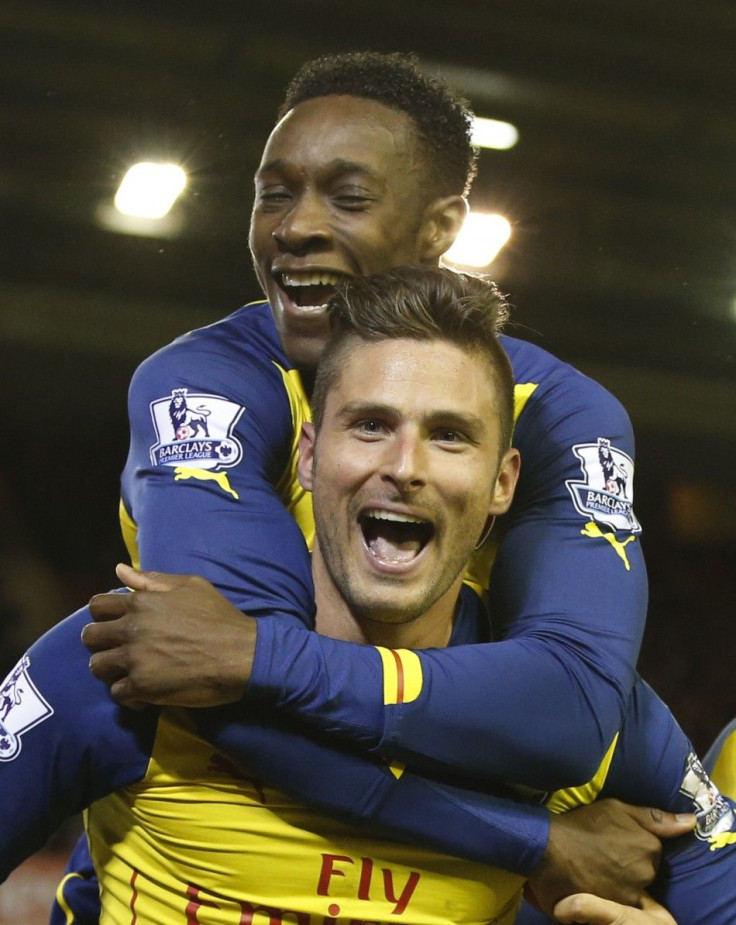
[
  {"x1": 256, "y1": 158, "x2": 381, "y2": 181},
  {"x1": 338, "y1": 401, "x2": 488, "y2": 436}
]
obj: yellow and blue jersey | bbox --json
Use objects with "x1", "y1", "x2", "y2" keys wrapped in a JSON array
[{"x1": 1, "y1": 590, "x2": 735, "y2": 924}]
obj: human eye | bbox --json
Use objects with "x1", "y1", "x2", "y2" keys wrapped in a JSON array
[
  {"x1": 332, "y1": 185, "x2": 374, "y2": 211},
  {"x1": 255, "y1": 185, "x2": 292, "y2": 210},
  {"x1": 433, "y1": 427, "x2": 471, "y2": 449},
  {"x1": 354, "y1": 418, "x2": 388, "y2": 439}
]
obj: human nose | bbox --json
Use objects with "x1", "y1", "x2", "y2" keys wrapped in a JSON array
[
  {"x1": 272, "y1": 192, "x2": 331, "y2": 253},
  {"x1": 379, "y1": 430, "x2": 427, "y2": 493}
]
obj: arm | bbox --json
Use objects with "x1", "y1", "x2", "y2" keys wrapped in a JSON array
[
  {"x1": 121, "y1": 306, "x2": 314, "y2": 621},
  {"x1": 0, "y1": 605, "x2": 156, "y2": 880},
  {"x1": 196, "y1": 703, "x2": 688, "y2": 912}
]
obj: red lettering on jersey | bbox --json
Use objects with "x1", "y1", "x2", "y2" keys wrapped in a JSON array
[
  {"x1": 316, "y1": 854, "x2": 354, "y2": 895},
  {"x1": 315, "y1": 853, "x2": 419, "y2": 915},
  {"x1": 357, "y1": 858, "x2": 373, "y2": 900},
  {"x1": 382, "y1": 869, "x2": 420, "y2": 915},
  {"x1": 239, "y1": 900, "x2": 309, "y2": 925}
]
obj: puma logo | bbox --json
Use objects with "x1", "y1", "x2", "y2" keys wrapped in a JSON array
[
  {"x1": 580, "y1": 521, "x2": 636, "y2": 570},
  {"x1": 173, "y1": 466, "x2": 239, "y2": 500}
]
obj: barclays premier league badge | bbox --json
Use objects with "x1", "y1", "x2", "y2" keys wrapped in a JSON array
[
  {"x1": 565, "y1": 438, "x2": 641, "y2": 532},
  {"x1": 0, "y1": 656, "x2": 54, "y2": 761},
  {"x1": 149, "y1": 389, "x2": 245, "y2": 471}
]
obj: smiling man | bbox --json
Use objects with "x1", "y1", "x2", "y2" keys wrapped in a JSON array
[
  {"x1": 250, "y1": 90, "x2": 469, "y2": 373},
  {"x1": 302, "y1": 276, "x2": 519, "y2": 647},
  {"x1": 5, "y1": 268, "x2": 735, "y2": 925}
]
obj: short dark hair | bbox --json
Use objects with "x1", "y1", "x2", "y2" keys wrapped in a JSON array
[
  {"x1": 278, "y1": 51, "x2": 477, "y2": 198},
  {"x1": 312, "y1": 266, "x2": 514, "y2": 455}
]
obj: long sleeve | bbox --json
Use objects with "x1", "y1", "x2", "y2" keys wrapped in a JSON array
[{"x1": 0, "y1": 607, "x2": 157, "y2": 880}]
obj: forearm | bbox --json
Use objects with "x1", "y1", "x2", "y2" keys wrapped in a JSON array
[
  {"x1": 0, "y1": 607, "x2": 156, "y2": 880},
  {"x1": 197, "y1": 703, "x2": 549, "y2": 876},
  {"x1": 248, "y1": 602, "x2": 638, "y2": 789}
]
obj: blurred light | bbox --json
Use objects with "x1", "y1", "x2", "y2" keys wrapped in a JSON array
[
  {"x1": 444, "y1": 212, "x2": 512, "y2": 268},
  {"x1": 96, "y1": 201, "x2": 183, "y2": 238},
  {"x1": 472, "y1": 117, "x2": 519, "y2": 150},
  {"x1": 114, "y1": 162, "x2": 187, "y2": 219}
]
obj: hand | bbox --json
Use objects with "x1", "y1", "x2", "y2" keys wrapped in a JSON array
[
  {"x1": 527, "y1": 799, "x2": 694, "y2": 914},
  {"x1": 83, "y1": 563, "x2": 256, "y2": 708},
  {"x1": 553, "y1": 892, "x2": 677, "y2": 924}
]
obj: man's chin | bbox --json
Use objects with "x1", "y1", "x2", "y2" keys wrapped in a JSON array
[
  {"x1": 349, "y1": 587, "x2": 430, "y2": 628},
  {"x1": 280, "y1": 328, "x2": 330, "y2": 372}
]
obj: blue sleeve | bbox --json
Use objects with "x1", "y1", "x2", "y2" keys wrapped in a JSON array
[
  {"x1": 194, "y1": 702, "x2": 550, "y2": 877},
  {"x1": 122, "y1": 316, "x2": 314, "y2": 621},
  {"x1": 50, "y1": 834, "x2": 99, "y2": 925},
  {"x1": 0, "y1": 606, "x2": 157, "y2": 882},
  {"x1": 246, "y1": 365, "x2": 647, "y2": 790}
]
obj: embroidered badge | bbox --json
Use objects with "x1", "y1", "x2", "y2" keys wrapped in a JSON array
[
  {"x1": 149, "y1": 389, "x2": 245, "y2": 471},
  {"x1": 680, "y1": 752, "x2": 736, "y2": 847},
  {"x1": 0, "y1": 656, "x2": 54, "y2": 761},
  {"x1": 149, "y1": 389, "x2": 246, "y2": 499},
  {"x1": 566, "y1": 438, "x2": 641, "y2": 532}
]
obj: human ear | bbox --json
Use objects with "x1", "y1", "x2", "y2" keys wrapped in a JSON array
[
  {"x1": 487, "y1": 447, "x2": 521, "y2": 516},
  {"x1": 418, "y1": 195, "x2": 468, "y2": 263},
  {"x1": 297, "y1": 422, "x2": 316, "y2": 491}
]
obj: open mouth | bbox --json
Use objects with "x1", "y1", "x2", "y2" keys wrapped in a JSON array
[
  {"x1": 279, "y1": 271, "x2": 345, "y2": 309},
  {"x1": 360, "y1": 509, "x2": 434, "y2": 564}
]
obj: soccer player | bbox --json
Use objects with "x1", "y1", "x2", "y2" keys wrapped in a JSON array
[
  {"x1": 4, "y1": 267, "x2": 731, "y2": 924},
  {"x1": 57, "y1": 50, "x2": 654, "y2": 919}
]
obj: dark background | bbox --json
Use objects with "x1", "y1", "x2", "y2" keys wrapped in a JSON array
[{"x1": 2, "y1": 0, "x2": 735, "y2": 753}]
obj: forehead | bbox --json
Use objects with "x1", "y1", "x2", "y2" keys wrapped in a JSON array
[
  {"x1": 259, "y1": 95, "x2": 421, "y2": 179},
  {"x1": 329, "y1": 337, "x2": 498, "y2": 420}
]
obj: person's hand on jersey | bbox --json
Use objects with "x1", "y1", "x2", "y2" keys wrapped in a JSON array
[
  {"x1": 554, "y1": 891, "x2": 676, "y2": 924},
  {"x1": 83, "y1": 564, "x2": 255, "y2": 708},
  {"x1": 527, "y1": 799, "x2": 694, "y2": 915}
]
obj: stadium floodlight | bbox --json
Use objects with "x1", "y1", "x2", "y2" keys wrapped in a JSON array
[
  {"x1": 444, "y1": 211, "x2": 512, "y2": 268},
  {"x1": 114, "y1": 162, "x2": 187, "y2": 219},
  {"x1": 471, "y1": 117, "x2": 519, "y2": 150}
]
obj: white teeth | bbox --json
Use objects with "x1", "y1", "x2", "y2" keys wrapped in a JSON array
[
  {"x1": 364, "y1": 509, "x2": 426, "y2": 525},
  {"x1": 281, "y1": 272, "x2": 341, "y2": 287}
]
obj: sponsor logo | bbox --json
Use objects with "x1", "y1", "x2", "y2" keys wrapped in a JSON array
[
  {"x1": 0, "y1": 656, "x2": 53, "y2": 761},
  {"x1": 680, "y1": 752, "x2": 736, "y2": 847},
  {"x1": 149, "y1": 389, "x2": 245, "y2": 497},
  {"x1": 566, "y1": 438, "x2": 641, "y2": 533},
  {"x1": 580, "y1": 522, "x2": 637, "y2": 570},
  {"x1": 183, "y1": 854, "x2": 421, "y2": 922},
  {"x1": 317, "y1": 854, "x2": 420, "y2": 915},
  {"x1": 149, "y1": 389, "x2": 245, "y2": 470}
]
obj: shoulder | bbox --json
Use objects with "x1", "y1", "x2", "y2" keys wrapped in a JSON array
[
  {"x1": 134, "y1": 301, "x2": 289, "y2": 382},
  {"x1": 127, "y1": 301, "x2": 296, "y2": 427},
  {"x1": 501, "y1": 334, "x2": 633, "y2": 450}
]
